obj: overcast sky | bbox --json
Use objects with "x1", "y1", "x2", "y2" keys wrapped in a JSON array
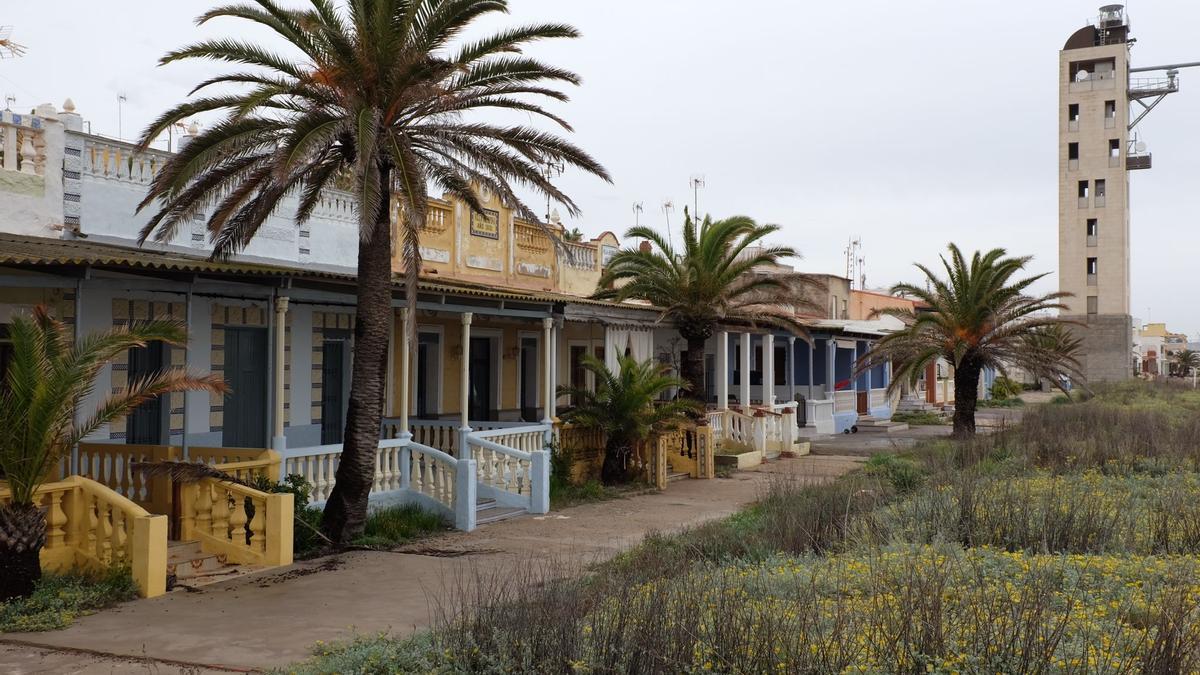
[{"x1": 3, "y1": 1, "x2": 1198, "y2": 335}]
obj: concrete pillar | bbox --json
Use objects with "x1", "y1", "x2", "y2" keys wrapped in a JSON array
[
  {"x1": 271, "y1": 296, "x2": 289, "y2": 452},
  {"x1": 739, "y1": 332, "x2": 751, "y2": 408},
  {"x1": 542, "y1": 317, "x2": 554, "y2": 448},
  {"x1": 717, "y1": 330, "x2": 729, "y2": 410},
  {"x1": 827, "y1": 340, "x2": 836, "y2": 397},
  {"x1": 763, "y1": 333, "x2": 775, "y2": 407},
  {"x1": 398, "y1": 309, "x2": 412, "y2": 443},
  {"x1": 459, "y1": 312, "x2": 473, "y2": 459},
  {"x1": 807, "y1": 340, "x2": 815, "y2": 401},
  {"x1": 787, "y1": 336, "x2": 797, "y2": 403}
]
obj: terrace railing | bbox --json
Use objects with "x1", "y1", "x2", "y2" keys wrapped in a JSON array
[
  {"x1": 1, "y1": 476, "x2": 168, "y2": 598},
  {"x1": 465, "y1": 425, "x2": 550, "y2": 514}
]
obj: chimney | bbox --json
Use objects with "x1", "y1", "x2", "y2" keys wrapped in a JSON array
[{"x1": 639, "y1": 240, "x2": 651, "y2": 253}]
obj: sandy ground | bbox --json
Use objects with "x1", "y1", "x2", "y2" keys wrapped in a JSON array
[{"x1": 1, "y1": 455, "x2": 862, "y2": 674}]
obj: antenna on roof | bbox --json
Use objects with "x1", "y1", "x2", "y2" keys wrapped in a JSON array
[
  {"x1": 662, "y1": 200, "x2": 675, "y2": 250},
  {"x1": 0, "y1": 27, "x2": 26, "y2": 59},
  {"x1": 689, "y1": 175, "x2": 705, "y2": 222}
]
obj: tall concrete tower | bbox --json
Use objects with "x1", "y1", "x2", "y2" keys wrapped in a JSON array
[{"x1": 1058, "y1": 5, "x2": 1186, "y2": 382}]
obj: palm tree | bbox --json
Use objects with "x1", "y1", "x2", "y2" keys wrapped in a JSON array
[
  {"x1": 558, "y1": 355, "x2": 699, "y2": 484},
  {"x1": 0, "y1": 307, "x2": 224, "y2": 600},
  {"x1": 136, "y1": 0, "x2": 608, "y2": 544},
  {"x1": 1020, "y1": 323, "x2": 1087, "y2": 396},
  {"x1": 1174, "y1": 349, "x2": 1199, "y2": 377},
  {"x1": 859, "y1": 244, "x2": 1080, "y2": 437},
  {"x1": 595, "y1": 211, "x2": 821, "y2": 404}
]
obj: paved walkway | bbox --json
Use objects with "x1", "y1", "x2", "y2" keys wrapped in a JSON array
[{"x1": 2, "y1": 455, "x2": 863, "y2": 674}]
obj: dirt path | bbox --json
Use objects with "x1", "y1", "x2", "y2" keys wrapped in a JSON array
[{"x1": 2, "y1": 455, "x2": 862, "y2": 673}]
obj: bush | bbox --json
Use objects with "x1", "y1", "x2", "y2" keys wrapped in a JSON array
[
  {"x1": 978, "y1": 396, "x2": 1025, "y2": 408},
  {"x1": 249, "y1": 473, "x2": 326, "y2": 558},
  {"x1": 354, "y1": 504, "x2": 447, "y2": 549},
  {"x1": 890, "y1": 410, "x2": 946, "y2": 426},
  {"x1": 990, "y1": 375, "x2": 1023, "y2": 400},
  {"x1": 0, "y1": 567, "x2": 137, "y2": 632},
  {"x1": 864, "y1": 453, "x2": 925, "y2": 493}
]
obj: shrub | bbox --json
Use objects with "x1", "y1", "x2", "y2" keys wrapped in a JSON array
[
  {"x1": 990, "y1": 375, "x2": 1024, "y2": 400},
  {"x1": 0, "y1": 567, "x2": 137, "y2": 632},
  {"x1": 249, "y1": 474, "x2": 326, "y2": 558},
  {"x1": 890, "y1": 410, "x2": 946, "y2": 426},
  {"x1": 864, "y1": 453, "x2": 925, "y2": 493},
  {"x1": 354, "y1": 504, "x2": 447, "y2": 549}
]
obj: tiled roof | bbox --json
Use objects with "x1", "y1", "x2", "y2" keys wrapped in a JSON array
[{"x1": 0, "y1": 233, "x2": 646, "y2": 310}]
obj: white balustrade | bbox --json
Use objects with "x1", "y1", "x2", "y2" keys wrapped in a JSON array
[
  {"x1": 0, "y1": 111, "x2": 46, "y2": 175},
  {"x1": 561, "y1": 241, "x2": 598, "y2": 270},
  {"x1": 465, "y1": 424, "x2": 549, "y2": 514}
]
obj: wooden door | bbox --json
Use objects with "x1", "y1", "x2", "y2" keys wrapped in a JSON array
[
  {"x1": 468, "y1": 337, "x2": 492, "y2": 422},
  {"x1": 223, "y1": 327, "x2": 268, "y2": 448},
  {"x1": 857, "y1": 391, "x2": 869, "y2": 414},
  {"x1": 320, "y1": 339, "x2": 346, "y2": 444},
  {"x1": 127, "y1": 341, "x2": 167, "y2": 444}
]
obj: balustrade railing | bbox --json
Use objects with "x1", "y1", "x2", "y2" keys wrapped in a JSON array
[
  {"x1": 514, "y1": 221, "x2": 551, "y2": 253},
  {"x1": 282, "y1": 437, "x2": 476, "y2": 530},
  {"x1": 1, "y1": 476, "x2": 168, "y2": 597},
  {"x1": 561, "y1": 241, "x2": 599, "y2": 270},
  {"x1": 465, "y1": 425, "x2": 549, "y2": 513},
  {"x1": 83, "y1": 136, "x2": 169, "y2": 184},
  {"x1": 381, "y1": 418, "x2": 523, "y2": 456},
  {"x1": 179, "y1": 478, "x2": 292, "y2": 568},
  {"x1": 0, "y1": 112, "x2": 45, "y2": 176}
]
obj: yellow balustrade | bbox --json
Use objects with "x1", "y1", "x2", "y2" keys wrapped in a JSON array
[
  {"x1": 0, "y1": 476, "x2": 168, "y2": 598},
  {"x1": 179, "y1": 477, "x2": 293, "y2": 568},
  {"x1": 514, "y1": 221, "x2": 551, "y2": 253}
]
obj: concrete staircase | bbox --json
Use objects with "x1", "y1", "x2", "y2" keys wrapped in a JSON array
[
  {"x1": 476, "y1": 498, "x2": 527, "y2": 525},
  {"x1": 167, "y1": 540, "x2": 258, "y2": 589},
  {"x1": 855, "y1": 416, "x2": 910, "y2": 433}
]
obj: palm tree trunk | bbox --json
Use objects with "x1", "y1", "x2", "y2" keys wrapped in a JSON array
[
  {"x1": 951, "y1": 359, "x2": 981, "y2": 438},
  {"x1": 321, "y1": 164, "x2": 393, "y2": 545},
  {"x1": 0, "y1": 503, "x2": 46, "y2": 600},
  {"x1": 679, "y1": 331, "x2": 709, "y2": 406},
  {"x1": 600, "y1": 439, "x2": 629, "y2": 485}
]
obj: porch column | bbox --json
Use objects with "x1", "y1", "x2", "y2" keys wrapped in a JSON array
[
  {"x1": 787, "y1": 336, "x2": 797, "y2": 403},
  {"x1": 826, "y1": 340, "x2": 836, "y2": 398},
  {"x1": 459, "y1": 312, "x2": 473, "y2": 459},
  {"x1": 398, "y1": 309, "x2": 412, "y2": 442},
  {"x1": 807, "y1": 339, "x2": 815, "y2": 401},
  {"x1": 271, "y1": 296, "x2": 289, "y2": 453},
  {"x1": 763, "y1": 333, "x2": 775, "y2": 407},
  {"x1": 739, "y1": 332, "x2": 751, "y2": 408},
  {"x1": 717, "y1": 330, "x2": 729, "y2": 410},
  {"x1": 542, "y1": 317, "x2": 554, "y2": 447}
]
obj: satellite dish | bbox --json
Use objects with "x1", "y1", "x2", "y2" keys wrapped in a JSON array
[
  {"x1": 1076, "y1": 69, "x2": 1091, "y2": 81},
  {"x1": 1135, "y1": 141, "x2": 1147, "y2": 152}
]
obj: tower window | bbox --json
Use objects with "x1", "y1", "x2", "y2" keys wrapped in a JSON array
[
  {"x1": 1069, "y1": 103, "x2": 1080, "y2": 122},
  {"x1": 1086, "y1": 218, "x2": 1098, "y2": 238},
  {"x1": 1104, "y1": 100, "x2": 1116, "y2": 119},
  {"x1": 1109, "y1": 139, "x2": 1120, "y2": 156},
  {"x1": 1068, "y1": 142, "x2": 1079, "y2": 160},
  {"x1": 1078, "y1": 181, "x2": 1089, "y2": 198},
  {"x1": 1087, "y1": 296, "x2": 1098, "y2": 315},
  {"x1": 1087, "y1": 257, "x2": 1098, "y2": 275}
]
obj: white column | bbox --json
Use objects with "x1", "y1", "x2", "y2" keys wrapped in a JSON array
[
  {"x1": 717, "y1": 330, "x2": 729, "y2": 410},
  {"x1": 763, "y1": 333, "x2": 775, "y2": 407},
  {"x1": 739, "y1": 332, "x2": 751, "y2": 408},
  {"x1": 827, "y1": 340, "x2": 836, "y2": 398},
  {"x1": 271, "y1": 296, "x2": 289, "y2": 452},
  {"x1": 787, "y1": 336, "x2": 797, "y2": 403},
  {"x1": 550, "y1": 320, "x2": 560, "y2": 420},
  {"x1": 398, "y1": 309, "x2": 412, "y2": 443},
  {"x1": 459, "y1": 312, "x2": 473, "y2": 459},
  {"x1": 807, "y1": 340, "x2": 815, "y2": 401},
  {"x1": 542, "y1": 317, "x2": 554, "y2": 448}
]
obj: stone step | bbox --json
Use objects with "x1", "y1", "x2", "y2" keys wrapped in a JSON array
[
  {"x1": 666, "y1": 471, "x2": 690, "y2": 483},
  {"x1": 476, "y1": 505, "x2": 527, "y2": 525},
  {"x1": 476, "y1": 498, "x2": 498, "y2": 512},
  {"x1": 167, "y1": 540, "x2": 204, "y2": 564},
  {"x1": 856, "y1": 422, "x2": 910, "y2": 433}
]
